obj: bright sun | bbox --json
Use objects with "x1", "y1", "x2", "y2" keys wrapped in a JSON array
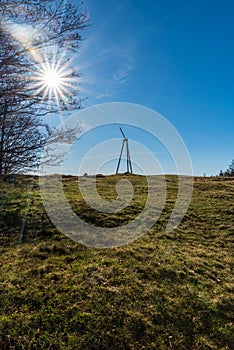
[
  {"x1": 33, "y1": 52, "x2": 76, "y2": 109},
  {"x1": 42, "y1": 69, "x2": 62, "y2": 88}
]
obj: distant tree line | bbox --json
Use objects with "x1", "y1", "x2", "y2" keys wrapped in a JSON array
[{"x1": 219, "y1": 159, "x2": 234, "y2": 176}]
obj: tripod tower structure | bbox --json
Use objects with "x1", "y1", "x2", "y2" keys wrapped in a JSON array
[{"x1": 116, "y1": 127, "x2": 133, "y2": 174}]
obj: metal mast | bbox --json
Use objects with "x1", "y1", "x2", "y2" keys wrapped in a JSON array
[{"x1": 116, "y1": 127, "x2": 133, "y2": 174}]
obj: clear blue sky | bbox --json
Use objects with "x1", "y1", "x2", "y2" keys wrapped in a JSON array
[{"x1": 58, "y1": 0, "x2": 234, "y2": 176}]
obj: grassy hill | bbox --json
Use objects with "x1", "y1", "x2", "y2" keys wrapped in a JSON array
[{"x1": 0, "y1": 174, "x2": 233, "y2": 349}]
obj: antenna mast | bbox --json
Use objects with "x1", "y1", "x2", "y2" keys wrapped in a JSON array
[{"x1": 116, "y1": 127, "x2": 133, "y2": 174}]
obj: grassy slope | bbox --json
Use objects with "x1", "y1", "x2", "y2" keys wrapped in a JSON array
[{"x1": 0, "y1": 175, "x2": 233, "y2": 349}]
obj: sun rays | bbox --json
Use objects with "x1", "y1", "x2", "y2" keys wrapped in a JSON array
[
  {"x1": 4, "y1": 20, "x2": 84, "y2": 111},
  {"x1": 33, "y1": 50, "x2": 78, "y2": 110}
]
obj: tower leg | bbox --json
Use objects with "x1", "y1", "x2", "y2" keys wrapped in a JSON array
[
  {"x1": 126, "y1": 141, "x2": 133, "y2": 173},
  {"x1": 126, "y1": 141, "x2": 130, "y2": 173},
  {"x1": 116, "y1": 140, "x2": 125, "y2": 174}
]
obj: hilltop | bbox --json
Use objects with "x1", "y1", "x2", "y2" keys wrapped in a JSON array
[{"x1": 0, "y1": 174, "x2": 233, "y2": 349}]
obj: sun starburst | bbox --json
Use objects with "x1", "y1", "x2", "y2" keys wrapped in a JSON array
[
  {"x1": 33, "y1": 50, "x2": 78, "y2": 110},
  {"x1": 43, "y1": 68, "x2": 62, "y2": 88}
]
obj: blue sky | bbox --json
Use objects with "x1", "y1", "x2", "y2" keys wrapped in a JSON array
[{"x1": 58, "y1": 0, "x2": 234, "y2": 176}]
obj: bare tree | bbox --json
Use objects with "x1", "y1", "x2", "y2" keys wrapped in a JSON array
[
  {"x1": 0, "y1": 114, "x2": 49, "y2": 174},
  {"x1": 0, "y1": 0, "x2": 88, "y2": 174}
]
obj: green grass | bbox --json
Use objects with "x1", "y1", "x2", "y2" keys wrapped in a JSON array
[{"x1": 0, "y1": 174, "x2": 233, "y2": 349}]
